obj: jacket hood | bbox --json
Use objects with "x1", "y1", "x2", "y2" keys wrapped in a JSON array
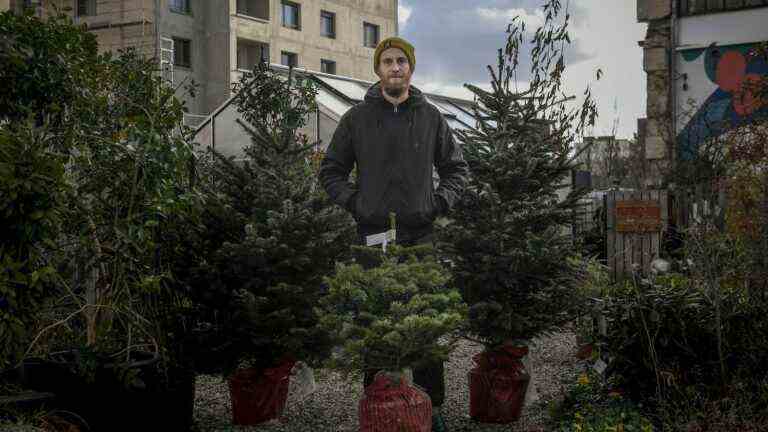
[{"x1": 364, "y1": 82, "x2": 426, "y2": 107}]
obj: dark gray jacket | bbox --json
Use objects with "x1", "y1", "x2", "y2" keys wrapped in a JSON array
[{"x1": 319, "y1": 83, "x2": 468, "y2": 238}]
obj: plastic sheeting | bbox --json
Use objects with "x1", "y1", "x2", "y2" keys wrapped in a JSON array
[
  {"x1": 228, "y1": 360, "x2": 295, "y2": 425},
  {"x1": 359, "y1": 372, "x2": 431, "y2": 432},
  {"x1": 468, "y1": 347, "x2": 531, "y2": 424}
]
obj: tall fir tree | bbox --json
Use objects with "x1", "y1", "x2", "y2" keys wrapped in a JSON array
[{"x1": 439, "y1": 0, "x2": 599, "y2": 350}]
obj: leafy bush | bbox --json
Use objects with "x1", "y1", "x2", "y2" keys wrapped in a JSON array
[
  {"x1": 569, "y1": 256, "x2": 612, "y2": 348},
  {"x1": 598, "y1": 262, "x2": 768, "y2": 404},
  {"x1": 551, "y1": 370, "x2": 654, "y2": 432},
  {"x1": 655, "y1": 379, "x2": 768, "y2": 432},
  {"x1": 0, "y1": 10, "x2": 98, "y2": 124},
  {"x1": 0, "y1": 125, "x2": 64, "y2": 369},
  {"x1": 1, "y1": 11, "x2": 199, "y2": 380},
  {"x1": 320, "y1": 245, "x2": 465, "y2": 376}
]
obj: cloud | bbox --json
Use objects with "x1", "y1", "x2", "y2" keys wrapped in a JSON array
[
  {"x1": 402, "y1": 1, "x2": 594, "y2": 87},
  {"x1": 475, "y1": 7, "x2": 545, "y2": 32},
  {"x1": 398, "y1": 3, "x2": 413, "y2": 30},
  {"x1": 401, "y1": 0, "x2": 645, "y2": 139}
]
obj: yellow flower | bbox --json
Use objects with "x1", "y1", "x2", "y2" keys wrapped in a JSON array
[{"x1": 577, "y1": 373, "x2": 590, "y2": 385}]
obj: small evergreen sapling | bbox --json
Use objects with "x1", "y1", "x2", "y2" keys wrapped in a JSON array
[{"x1": 320, "y1": 245, "x2": 465, "y2": 377}]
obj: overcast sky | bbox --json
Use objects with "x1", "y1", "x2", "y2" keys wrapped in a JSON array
[{"x1": 399, "y1": 0, "x2": 648, "y2": 140}]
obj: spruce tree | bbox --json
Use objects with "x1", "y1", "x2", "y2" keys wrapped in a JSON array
[
  {"x1": 439, "y1": 0, "x2": 599, "y2": 350},
  {"x1": 176, "y1": 63, "x2": 354, "y2": 373}
]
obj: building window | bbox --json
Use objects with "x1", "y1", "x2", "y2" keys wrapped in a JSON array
[
  {"x1": 76, "y1": 0, "x2": 96, "y2": 16},
  {"x1": 678, "y1": 0, "x2": 768, "y2": 16},
  {"x1": 320, "y1": 10, "x2": 335, "y2": 38},
  {"x1": 173, "y1": 38, "x2": 192, "y2": 68},
  {"x1": 321, "y1": 59, "x2": 336, "y2": 75},
  {"x1": 169, "y1": 0, "x2": 191, "y2": 14},
  {"x1": 281, "y1": 51, "x2": 298, "y2": 68},
  {"x1": 237, "y1": 0, "x2": 269, "y2": 20},
  {"x1": 237, "y1": 40, "x2": 270, "y2": 70},
  {"x1": 363, "y1": 22, "x2": 379, "y2": 48},
  {"x1": 282, "y1": 1, "x2": 301, "y2": 30}
]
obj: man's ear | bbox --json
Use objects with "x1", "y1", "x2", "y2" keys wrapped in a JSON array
[{"x1": 374, "y1": 65, "x2": 382, "y2": 79}]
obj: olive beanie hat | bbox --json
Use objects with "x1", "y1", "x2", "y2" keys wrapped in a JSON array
[{"x1": 373, "y1": 36, "x2": 415, "y2": 73}]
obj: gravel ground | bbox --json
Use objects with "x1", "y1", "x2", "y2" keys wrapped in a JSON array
[{"x1": 194, "y1": 329, "x2": 582, "y2": 432}]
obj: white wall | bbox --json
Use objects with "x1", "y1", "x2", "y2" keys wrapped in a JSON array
[{"x1": 678, "y1": 7, "x2": 768, "y2": 48}]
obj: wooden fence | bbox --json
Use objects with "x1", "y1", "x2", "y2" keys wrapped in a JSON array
[
  {"x1": 605, "y1": 190, "x2": 669, "y2": 281},
  {"x1": 670, "y1": 183, "x2": 727, "y2": 233}
]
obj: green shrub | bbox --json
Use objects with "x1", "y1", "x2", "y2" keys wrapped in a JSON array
[
  {"x1": 0, "y1": 10, "x2": 98, "y2": 124},
  {"x1": 0, "y1": 125, "x2": 65, "y2": 369},
  {"x1": 1, "y1": 9, "x2": 199, "y2": 378},
  {"x1": 655, "y1": 379, "x2": 768, "y2": 431},
  {"x1": 599, "y1": 267, "x2": 768, "y2": 404},
  {"x1": 551, "y1": 370, "x2": 654, "y2": 432}
]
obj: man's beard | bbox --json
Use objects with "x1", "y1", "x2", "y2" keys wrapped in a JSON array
[
  {"x1": 383, "y1": 85, "x2": 406, "y2": 98},
  {"x1": 382, "y1": 77, "x2": 407, "y2": 98}
]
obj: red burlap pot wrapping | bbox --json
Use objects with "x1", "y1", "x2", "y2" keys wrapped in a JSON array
[
  {"x1": 359, "y1": 372, "x2": 432, "y2": 432},
  {"x1": 469, "y1": 345, "x2": 531, "y2": 423},
  {"x1": 228, "y1": 359, "x2": 296, "y2": 425}
]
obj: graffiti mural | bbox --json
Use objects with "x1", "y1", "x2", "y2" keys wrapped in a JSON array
[{"x1": 677, "y1": 42, "x2": 768, "y2": 160}]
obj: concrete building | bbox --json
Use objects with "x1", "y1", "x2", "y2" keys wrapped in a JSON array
[
  {"x1": 575, "y1": 136, "x2": 637, "y2": 190},
  {"x1": 637, "y1": 0, "x2": 768, "y2": 186},
  {"x1": 10, "y1": 0, "x2": 398, "y2": 121}
]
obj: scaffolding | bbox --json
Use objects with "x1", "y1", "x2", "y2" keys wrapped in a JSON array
[{"x1": 159, "y1": 36, "x2": 174, "y2": 85}]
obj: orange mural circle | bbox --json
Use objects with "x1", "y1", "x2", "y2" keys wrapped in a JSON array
[{"x1": 715, "y1": 51, "x2": 747, "y2": 92}]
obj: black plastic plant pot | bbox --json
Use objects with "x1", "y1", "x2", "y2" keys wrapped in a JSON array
[
  {"x1": 0, "y1": 390, "x2": 57, "y2": 418},
  {"x1": 16, "y1": 351, "x2": 196, "y2": 432}
]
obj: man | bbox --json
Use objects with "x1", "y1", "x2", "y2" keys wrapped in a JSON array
[{"x1": 319, "y1": 36, "x2": 468, "y2": 432}]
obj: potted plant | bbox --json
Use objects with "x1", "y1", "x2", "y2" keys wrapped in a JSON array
[
  {"x1": 169, "y1": 62, "x2": 352, "y2": 425},
  {"x1": 438, "y1": 0, "x2": 599, "y2": 423},
  {"x1": 1, "y1": 11, "x2": 199, "y2": 431},
  {"x1": 320, "y1": 243, "x2": 466, "y2": 432}
]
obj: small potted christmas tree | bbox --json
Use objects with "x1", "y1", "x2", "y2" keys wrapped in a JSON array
[
  {"x1": 174, "y1": 63, "x2": 353, "y2": 425},
  {"x1": 439, "y1": 0, "x2": 598, "y2": 423},
  {"x1": 320, "y1": 242, "x2": 465, "y2": 432}
]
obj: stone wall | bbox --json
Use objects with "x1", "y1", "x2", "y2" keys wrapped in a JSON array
[{"x1": 638, "y1": 0, "x2": 672, "y2": 187}]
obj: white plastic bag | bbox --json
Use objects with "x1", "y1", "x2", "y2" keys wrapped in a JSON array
[
  {"x1": 522, "y1": 347, "x2": 539, "y2": 405},
  {"x1": 286, "y1": 361, "x2": 316, "y2": 406}
]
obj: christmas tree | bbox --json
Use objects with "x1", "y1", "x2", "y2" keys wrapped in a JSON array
[
  {"x1": 172, "y1": 63, "x2": 354, "y2": 374},
  {"x1": 320, "y1": 244, "x2": 465, "y2": 376},
  {"x1": 439, "y1": 0, "x2": 599, "y2": 350}
]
